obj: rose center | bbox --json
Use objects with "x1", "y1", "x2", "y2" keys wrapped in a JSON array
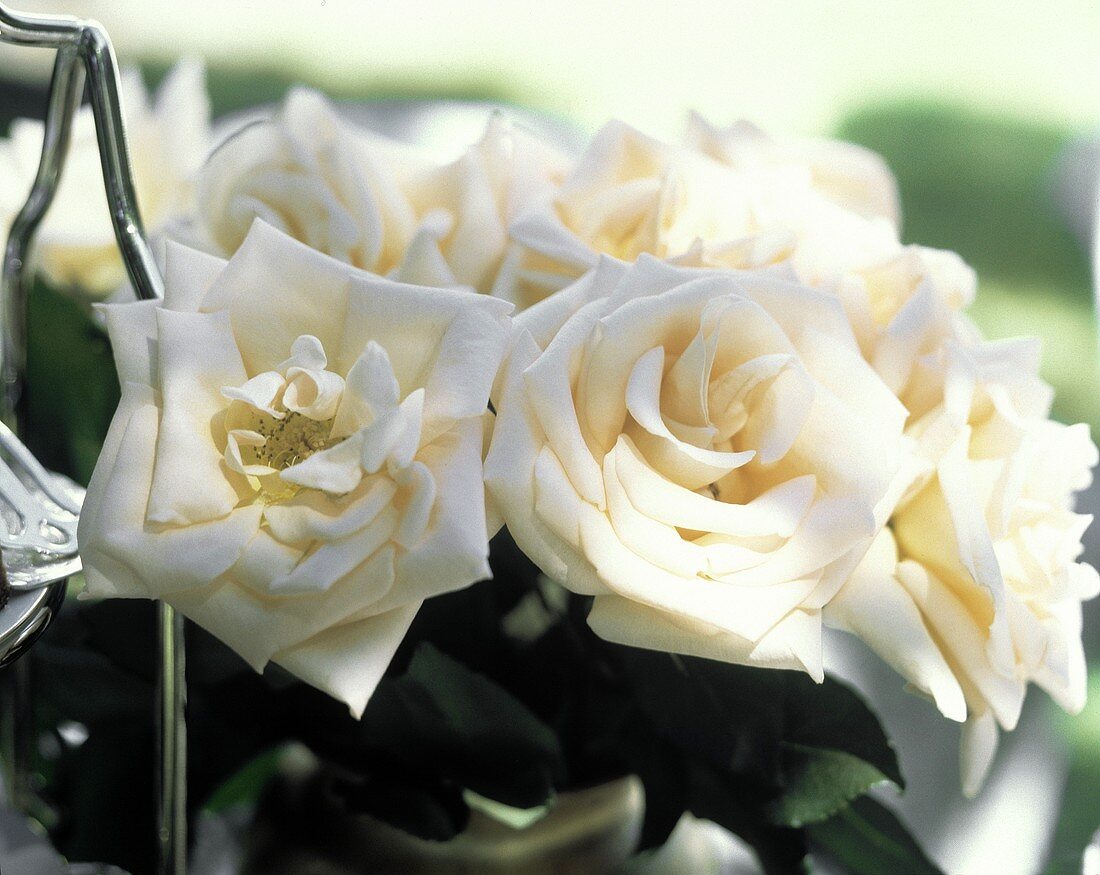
[{"x1": 250, "y1": 410, "x2": 342, "y2": 471}]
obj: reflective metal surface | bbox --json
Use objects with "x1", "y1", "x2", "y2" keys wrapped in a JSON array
[
  {"x1": 0, "y1": 434, "x2": 83, "y2": 665},
  {"x1": 0, "y1": 4, "x2": 182, "y2": 872},
  {"x1": 0, "y1": 4, "x2": 163, "y2": 302},
  {"x1": 0, "y1": 574, "x2": 64, "y2": 670},
  {"x1": 0, "y1": 420, "x2": 83, "y2": 576},
  {"x1": 0, "y1": 35, "x2": 86, "y2": 823}
]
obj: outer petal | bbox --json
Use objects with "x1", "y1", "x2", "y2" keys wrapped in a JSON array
[
  {"x1": 274, "y1": 603, "x2": 420, "y2": 718},
  {"x1": 337, "y1": 271, "x2": 511, "y2": 402},
  {"x1": 172, "y1": 546, "x2": 397, "y2": 670},
  {"x1": 825, "y1": 529, "x2": 967, "y2": 721},
  {"x1": 163, "y1": 239, "x2": 228, "y2": 313},
  {"x1": 588, "y1": 595, "x2": 823, "y2": 679},
  {"x1": 80, "y1": 383, "x2": 262, "y2": 598},
  {"x1": 101, "y1": 299, "x2": 160, "y2": 389},
  {"x1": 485, "y1": 332, "x2": 606, "y2": 596},
  {"x1": 147, "y1": 308, "x2": 249, "y2": 525},
  {"x1": 208, "y1": 220, "x2": 354, "y2": 372},
  {"x1": 960, "y1": 710, "x2": 1000, "y2": 799}
]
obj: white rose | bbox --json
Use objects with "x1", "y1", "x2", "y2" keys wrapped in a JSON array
[
  {"x1": 829, "y1": 244, "x2": 977, "y2": 411},
  {"x1": 826, "y1": 337, "x2": 1098, "y2": 795},
  {"x1": 498, "y1": 120, "x2": 975, "y2": 407},
  {"x1": 494, "y1": 120, "x2": 804, "y2": 310},
  {"x1": 0, "y1": 60, "x2": 210, "y2": 297},
  {"x1": 684, "y1": 113, "x2": 901, "y2": 228},
  {"x1": 192, "y1": 88, "x2": 567, "y2": 294},
  {"x1": 78, "y1": 219, "x2": 512, "y2": 716},
  {"x1": 494, "y1": 119, "x2": 916, "y2": 316},
  {"x1": 485, "y1": 256, "x2": 907, "y2": 678}
]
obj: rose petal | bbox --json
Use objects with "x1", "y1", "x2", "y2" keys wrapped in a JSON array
[
  {"x1": 274, "y1": 603, "x2": 420, "y2": 718},
  {"x1": 80, "y1": 383, "x2": 262, "y2": 597},
  {"x1": 588, "y1": 594, "x2": 823, "y2": 678},
  {"x1": 221, "y1": 371, "x2": 286, "y2": 419},
  {"x1": 263, "y1": 476, "x2": 398, "y2": 545},
  {"x1": 148, "y1": 308, "x2": 250, "y2": 525},
  {"x1": 614, "y1": 435, "x2": 814, "y2": 538},
  {"x1": 825, "y1": 529, "x2": 967, "y2": 721}
]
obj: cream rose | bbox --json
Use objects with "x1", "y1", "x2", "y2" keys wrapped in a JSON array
[
  {"x1": 190, "y1": 88, "x2": 568, "y2": 294},
  {"x1": 684, "y1": 113, "x2": 901, "y2": 228},
  {"x1": 493, "y1": 119, "x2": 909, "y2": 312},
  {"x1": 0, "y1": 60, "x2": 210, "y2": 297},
  {"x1": 826, "y1": 337, "x2": 1098, "y2": 795},
  {"x1": 78, "y1": 219, "x2": 512, "y2": 715},
  {"x1": 497, "y1": 120, "x2": 977, "y2": 406},
  {"x1": 485, "y1": 256, "x2": 907, "y2": 678}
]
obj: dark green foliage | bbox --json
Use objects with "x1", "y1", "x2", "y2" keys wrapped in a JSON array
[
  {"x1": 808, "y1": 795, "x2": 945, "y2": 874},
  {"x1": 24, "y1": 280, "x2": 119, "y2": 485},
  {"x1": 608, "y1": 648, "x2": 908, "y2": 872}
]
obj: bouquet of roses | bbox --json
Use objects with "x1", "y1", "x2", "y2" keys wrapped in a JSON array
[{"x1": 4, "y1": 65, "x2": 1095, "y2": 873}]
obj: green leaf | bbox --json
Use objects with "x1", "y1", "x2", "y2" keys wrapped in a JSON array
[
  {"x1": 688, "y1": 763, "x2": 809, "y2": 875},
  {"x1": 25, "y1": 280, "x2": 119, "y2": 485},
  {"x1": 203, "y1": 746, "x2": 284, "y2": 813},
  {"x1": 616, "y1": 651, "x2": 902, "y2": 796},
  {"x1": 808, "y1": 795, "x2": 945, "y2": 875},
  {"x1": 768, "y1": 744, "x2": 891, "y2": 828},
  {"x1": 780, "y1": 673, "x2": 904, "y2": 790},
  {"x1": 610, "y1": 648, "x2": 906, "y2": 868},
  {"x1": 359, "y1": 643, "x2": 563, "y2": 811},
  {"x1": 33, "y1": 642, "x2": 150, "y2": 722},
  {"x1": 48, "y1": 713, "x2": 157, "y2": 874},
  {"x1": 619, "y1": 720, "x2": 689, "y2": 852},
  {"x1": 616, "y1": 650, "x2": 785, "y2": 786}
]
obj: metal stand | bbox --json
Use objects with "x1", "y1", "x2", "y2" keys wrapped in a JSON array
[
  {"x1": 0, "y1": 5, "x2": 182, "y2": 872},
  {"x1": 158, "y1": 604, "x2": 187, "y2": 875},
  {"x1": 0, "y1": 39, "x2": 81, "y2": 831},
  {"x1": 2, "y1": 660, "x2": 30, "y2": 810}
]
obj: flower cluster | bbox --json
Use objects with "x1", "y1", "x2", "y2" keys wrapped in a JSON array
[{"x1": 72, "y1": 82, "x2": 1094, "y2": 793}]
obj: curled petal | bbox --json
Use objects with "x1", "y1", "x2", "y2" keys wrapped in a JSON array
[
  {"x1": 283, "y1": 366, "x2": 345, "y2": 420},
  {"x1": 221, "y1": 370, "x2": 286, "y2": 418}
]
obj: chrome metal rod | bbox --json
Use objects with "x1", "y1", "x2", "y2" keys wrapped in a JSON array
[
  {"x1": 6, "y1": 659, "x2": 30, "y2": 810},
  {"x1": 0, "y1": 3, "x2": 163, "y2": 301},
  {"x1": 80, "y1": 23, "x2": 162, "y2": 301},
  {"x1": 157, "y1": 602, "x2": 187, "y2": 875},
  {"x1": 0, "y1": 5, "x2": 177, "y2": 871},
  {"x1": 1, "y1": 43, "x2": 81, "y2": 426},
  {"x1": 0, "y1": 42, "x2": 81, "y2": 829},
  {"x1": 0, "y1": 3, "x2": 81, "y2": 47}
]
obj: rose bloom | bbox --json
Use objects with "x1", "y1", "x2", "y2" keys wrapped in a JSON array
[
  {"x1": 827, "y1": 336, "x2": 1098, "y2": 795},
  {"x1": 485, "y1": 256, "x2": 906, "y2": 678},
  {"x1": 78, "y1": 219, "x2": 511, "y2": 715},
  {"x1": 188, "y1": 88, "x2": 568, "y2": 294},
  {"x1": 684, "y1": 112, "x2": 901, "y2": 228},
  {"x1": 494, "y1": 118, "x2": 975, "y2": 401},
  {"x1": 0, "y1": 60, "x2": 210, "y2": 297},
  {"x1": 493, "y1": 118, "x2": 912, "y2": 312}
]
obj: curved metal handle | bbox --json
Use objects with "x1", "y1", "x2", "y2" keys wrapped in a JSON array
[
  {"x1": 0, "y1": 7, "x2": 182, "y2": 873},
  {"x1": 0, "y1": 3, "x2": 163, "y2": 304}
]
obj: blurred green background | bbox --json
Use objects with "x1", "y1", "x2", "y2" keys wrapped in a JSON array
[
  {"x1": 2, "y1": 0, "x2": 1095, "y2": 425},
  {"x1": 0, "y1": 2, "x2": 1097, "y2": 872}
]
